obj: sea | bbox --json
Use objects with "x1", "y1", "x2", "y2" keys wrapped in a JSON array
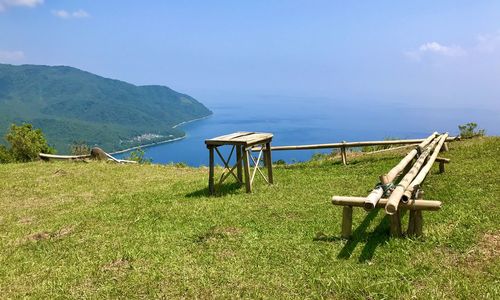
[{"x1": 115, "y1": 94, "x2": 499, "y2": 166}]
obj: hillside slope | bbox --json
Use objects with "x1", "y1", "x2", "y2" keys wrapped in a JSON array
[
  {"x1": 0, "y1": 137, "x2": 498, "y2": 298},
  {"x1": 0, "y1": 64, "x2": 212, "y2": 152}
]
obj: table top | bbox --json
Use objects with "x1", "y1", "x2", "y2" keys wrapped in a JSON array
[{"x1": 205, "y1": 131, "x2": 273, "y2": 147}]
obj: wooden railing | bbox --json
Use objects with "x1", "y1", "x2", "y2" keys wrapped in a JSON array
[{"x1": 253, "y1": 136, "x2": 458, "y2": 165}]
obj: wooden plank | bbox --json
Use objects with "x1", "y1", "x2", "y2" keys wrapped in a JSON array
[{"x1": 205, "y1": 132, "x2": 254, "y2": 145}]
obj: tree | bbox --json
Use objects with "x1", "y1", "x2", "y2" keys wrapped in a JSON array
[
  {"x1": 458, "y1": 122, "x2": 485, "y2": 139},
  {"x1": 5, "y1": 123, "x2": 55, "y2": 162}
]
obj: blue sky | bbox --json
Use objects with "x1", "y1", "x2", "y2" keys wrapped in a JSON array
[{"x1": 1, "y1": 1, "x2": 500, "y2": 109}]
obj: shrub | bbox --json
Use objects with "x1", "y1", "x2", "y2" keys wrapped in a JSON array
[
  {"x1": 458, "y1": 122, "x2": 485, "y2": 139},
  {"x1": 5, "y1": 123, "x2": 55, "y2": 162},
  {"x1": 274, "y1": 159, "x2": 286, "y2": 165},
  {"x1": 0, "y1": 145, "x2": 13, "y2": 163},
  {"x1": 70, "y1": 142, "x2": 91, "y2": 155},
  {"x1": 126, "y1": 148, "x2": 151, "y2": 164}
]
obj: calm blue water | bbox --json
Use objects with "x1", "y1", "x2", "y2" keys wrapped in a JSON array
[{"x1": 116, "y1": 94, "x2": 499, "y2": 166}]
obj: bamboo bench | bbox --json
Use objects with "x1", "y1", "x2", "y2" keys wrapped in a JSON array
[{"x1": 331, "y1": 132, "x2": 451, "y2": 238}]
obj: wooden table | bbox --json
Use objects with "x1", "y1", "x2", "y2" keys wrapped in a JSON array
[{"x1": 205, "y1": 132, "x2": 274, "y2": 194}]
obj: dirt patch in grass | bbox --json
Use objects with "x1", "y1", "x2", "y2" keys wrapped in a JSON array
[
  {"x1": 27, "y1": 231, "x2": 51, "y2": 241},
  {"x1": 464, "y1": 231, "x2": 500, "y2": 267},
  {"x1": 194, "y1": 226, "x2": 244, "y2": 243},
  {"x1": 53, "y1": 169, "x2": 68, "y2": 176},
  {"x1": 23, "y1": 226, "x2": 75, "y2": 243},
  {"x1": 101, "y1": 258, "x2": 132, "y2": 272},
  {"x1": 18, "y1": 216, "x2": 34, "y2": 225}
]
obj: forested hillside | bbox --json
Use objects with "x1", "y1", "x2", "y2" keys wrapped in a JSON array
[{"x1": 0, "y1": 64, "x2": 212, "y2": 153}]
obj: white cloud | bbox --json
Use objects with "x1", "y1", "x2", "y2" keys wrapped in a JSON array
[
  {"x1": 475, "y1": 31, "x2": 500, "y2": 53},
  {"x1": 52, "y1": 9, "x2": 90, "y2": 19},
  {"x1": 405, "y1": 42, "x2": 466, "y2": 61},
  {"x1": 0, "y1": 50, "x2": 25, "y2": 62},
  {"x1": 0, "y1": 0, "x2": 43, "y2": 12}
]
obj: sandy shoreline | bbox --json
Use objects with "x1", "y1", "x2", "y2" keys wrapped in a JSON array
[{"x1": 110, "y1": 114, "x2": 211, "y2": 155}]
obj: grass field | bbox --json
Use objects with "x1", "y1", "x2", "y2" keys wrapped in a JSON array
[{"x1": 0, "y1": 137, "x2": 498, "y2": 299}]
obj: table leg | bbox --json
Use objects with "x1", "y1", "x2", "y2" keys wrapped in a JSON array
[
  {"x1": 242, "y1": 148, "x2": 252, "y2": 193},
  {"x1": 265, "y1": 142, "x2": 273, "y2": 184},
  {"x1": 209, "y1": 146, "x2": 215, "y2": 195},
  {"x1": 236, "y1": 145, "x2": 243, "y2": 182}
]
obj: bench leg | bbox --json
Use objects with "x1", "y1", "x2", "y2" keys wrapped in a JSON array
[
  {"x1": 265, "y1": 142, "x2": 273, "y2": 184},
  {"x1": 390, "y1": 210, "x2": 402, "y2": 237},
  {"x1": 236, "y1": 145, "x2": 243, "y2": 182},
  {"x1": 439, "y1": 161, "x2": 445, "y2": 173},
  {"x1": 341, "y1": 206, "x2": 353, "y2": 239},
  {"x1": 208, "y1": 146, "x2": 215, "y2": 195},
  {"x1": 242, "y1": 149, "x2": 252, "y2": 193},
  {"x1": 414, "y1": 210, "x2": 423, "y2": 237}
]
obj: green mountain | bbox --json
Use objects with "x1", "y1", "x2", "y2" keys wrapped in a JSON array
[{"x1": 0, "y1": 63, "x2": 212, "y2": 153}]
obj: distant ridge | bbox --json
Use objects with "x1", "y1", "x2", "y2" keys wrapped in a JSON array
[{"x1": 0, "y1": 63, "x2": 212, "y2": 153}]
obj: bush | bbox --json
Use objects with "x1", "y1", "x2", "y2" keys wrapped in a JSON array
[
  {"x1": 0, "y1": 145, "x2": 13, "y2": 163},
  {"x1": 4, "y1": 123, "x2": 55, "y2": 162},
  {"x1": 70, "y1": 142, "x2": 91, "y2": 155},
  {"x1": 126, "y1": 148, "x2": 151, "y2": 164},
  {"x1": 458, "y1": 122, "x2": 485, "y2": 139}
]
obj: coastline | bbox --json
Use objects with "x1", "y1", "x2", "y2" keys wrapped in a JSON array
[
  {"x1": 172, "y1": 115, "x2": 211, "y2": 129},
  {"x1": 110, "y1": 114, "x2": 212, "y2": 155}
]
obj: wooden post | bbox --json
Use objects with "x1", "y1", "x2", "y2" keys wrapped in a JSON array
[
  {"x1": 242, "y1": 149, "x2": 252, "y2": 193},
  {"x1": 439, "y1": 161, "x2": 445, "y2": 173},
  {"x1": 407, "y1": 210, "x2": 416, "y2": 236},
  {"x1": 389, "y1": 210, "x2": 402, "y2": 237},
  {"x1": 236, "y1": 145, "x2": 243, "y2": 182},
  {"x1": 414, "y1": 210, "x2": 423, "y2": 237},
  {"x1": 265, "y1": 142, "x2": 273, "y2": 184},
  {"x1": 341, "y1": 206, "x2": 353, "y2": 238},
  {"x1": 208, "y1": 146, "x2": 215, "y2": 195},
  {"x1": 441, "y1": 142, "x2": 449, "y2": 152},
  {"x1": 341, "y1": 141, "x2": 347, "y2": 165}
]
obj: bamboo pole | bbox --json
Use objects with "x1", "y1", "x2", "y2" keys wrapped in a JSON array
[
  {"x1": 332, "y1": 196, "x2": 442, "y2": 211},
  {"x1": 384, "y1": 136, "x2": 441, "y2": 215},
  {"x1": 402, "y1": 134, "x2": 449, "y2": 202},
  {"x1": 384, "y1": 132, "x2": 438, "y2": 183},
  {"x1": 362, "y1": 132, "x2": 437, "y2": 211},
  {"x1": 251, "y1": 136, "x2": 457, "y2": 151}
]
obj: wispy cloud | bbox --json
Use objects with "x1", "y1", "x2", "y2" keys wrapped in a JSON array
[
  {"x1": 0, "y1": 0, "x2": 43, "y2": 12},
  {"x1": 475, "y1": 31, "x2": 500, "y2": 53},
  {"x1": 52, "y1": 9, "x2": 90, "y2": 19},
  {"x1": 0, "y1": 50, "x2": 25, "y2": 62},
  {"x1": 405, "y1": 42, "x2": 466, "y2": 61}
]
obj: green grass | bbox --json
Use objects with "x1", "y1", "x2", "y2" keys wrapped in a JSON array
[{"x1": 0, "y1": 137, "x2": 499, "y2": 299}]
